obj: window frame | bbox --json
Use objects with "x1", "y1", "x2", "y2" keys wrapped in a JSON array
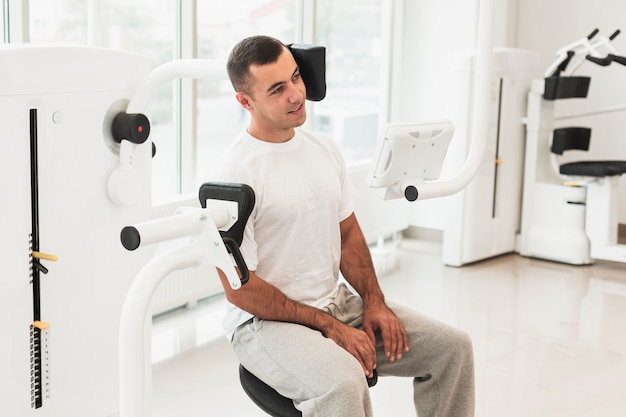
[{"x1": 3, "y1": 0, "x2": 29, "y2": 43}]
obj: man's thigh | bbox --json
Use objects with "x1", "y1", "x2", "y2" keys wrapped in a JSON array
[
  {"x1": 232, "y1": 318, "x2": 363, "y2": 400},
  {"x1": 375, "y1": 302, "x2": 470, "y2": 378}
]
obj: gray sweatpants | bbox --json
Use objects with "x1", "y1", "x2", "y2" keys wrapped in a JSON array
[{"x1": 232, "y1": 284, "x2": 475, "y2": 417}]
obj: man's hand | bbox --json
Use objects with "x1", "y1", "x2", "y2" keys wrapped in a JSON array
[
  {"x1": 322, "y1": 320, "x2": 377, "y2": 378},
  {"x1": 362, "y1": 299, "x2": 409, "y2": 362}
]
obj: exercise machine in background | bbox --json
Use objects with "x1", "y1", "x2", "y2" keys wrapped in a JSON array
[
  {"x1": 368, "y1": 48, "x2": 541, "y2": 267},
  {"x1": 518, "y1": 28, "x2": 626, "y2": 265}
]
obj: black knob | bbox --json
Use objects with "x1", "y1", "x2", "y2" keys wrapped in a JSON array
[
  {"x1": 111, "y1": 112, "x2": 151, "y2": 144},
  {"x1": 367, "y1": 369, "x2": 378, "y2": 387},
  {"x1": 120, "y1": 226, "x2": 141, "y2": 251},
  {"x1": 404, "y1": 186, "x2": 418, "y2": 202}
]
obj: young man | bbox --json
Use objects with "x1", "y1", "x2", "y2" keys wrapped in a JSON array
[{"x1": 212, "y1": 35, "x2": 474, "y2": 417}]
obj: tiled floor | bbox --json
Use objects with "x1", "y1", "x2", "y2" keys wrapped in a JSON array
[{"x1": 150, "y1": 239, "x2": 626, "y2": 416}]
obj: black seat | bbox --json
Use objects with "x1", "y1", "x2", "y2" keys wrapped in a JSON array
[
  {"x1": 239, "y1": 365, "x2": 378, "y2": 417},
  {"x1": 239, "y1": 365, "x2": 302, "y2": 417},
  {"x1": 559, "y1": 160, "x2": 626, "y2": 177},
  {"x1": 551, "y1": 127, "x2": 626, "y2": 177}
]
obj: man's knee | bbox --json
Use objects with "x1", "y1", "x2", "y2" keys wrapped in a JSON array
[{"x1": 453, "y1": 328, "x2": 474, "y2": 359}]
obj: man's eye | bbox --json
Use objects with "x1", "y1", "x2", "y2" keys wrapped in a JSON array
[
  {"x1": 272, "y1": 86, "x2": 283, "y2": 95},
  {"x1": 293, "y1": 73, "x2": 301, "y2": 81}
]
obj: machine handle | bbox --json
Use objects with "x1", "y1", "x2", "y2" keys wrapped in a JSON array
[
  {"x1": 222, "y1": 237, "x2": 250, "y2": 285},
  {"x1": 587, "y1": 28, "x2": 600, "y2": 40},
  {"x1": 111, "y1": 112, "x2": 150, "y2": 144}
]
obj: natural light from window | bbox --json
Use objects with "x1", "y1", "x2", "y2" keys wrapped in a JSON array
[{"x1": 22, "y1": 0, "x2": 390, "y2": 205}]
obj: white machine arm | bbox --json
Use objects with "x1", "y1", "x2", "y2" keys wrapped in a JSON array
[
  {"x1": 126, "y1": 59, "x2": 227, "y2": 113},
  {"x1": 119, "y1": 206, "x2": 242, "y2": 417},
  {"x1": 119, "y1": 181, "x2": 255, "y2": 417},
  {"x1": 120, "y1": 205, "x2": 244, "y2": 290},
  {"x1": 368, "y1": 0, "x2": 494, "y2": 201},
  {"x1": 119, "y1": 243, "x2": 210, "y2": 417},
  {"x1": 107, "y1": 59, "x2": 227, "y2": 205}
]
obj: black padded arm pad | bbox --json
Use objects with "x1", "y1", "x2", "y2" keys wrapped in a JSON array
[
  {"x1": 288, "y1": 44, "x2": 327, "y2": 101},
  {"x1": 543, "y1": 76, "x2": 591, "y2": 100},
  {"x1": 551, "y1": 127, "x2": 591, "y2": 155}
]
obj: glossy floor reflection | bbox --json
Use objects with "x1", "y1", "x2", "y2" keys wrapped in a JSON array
[{"x1": 151, "y1": 239, "x2": 626, "y2": 416}]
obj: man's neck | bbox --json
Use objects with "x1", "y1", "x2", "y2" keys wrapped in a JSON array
[{"x1": 247, "y1": 124, "x2": 296, "y2": 144}]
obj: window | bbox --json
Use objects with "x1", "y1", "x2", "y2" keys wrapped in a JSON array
[
  {"x1": 191, "y1": 0, "x2": 391, "y2": 194},
  {"x1": 16, "y1": 0, "x2": 392, "y2": 204},
  {"x1": 312, "y1": 0, "x2": 389, "y2": 163},
  {"x1": 28, "y1": 0, "x2": 178, "y2": 203},
  {"x1": 1, "y1": 3, "x2": 5, "y2": 42}
]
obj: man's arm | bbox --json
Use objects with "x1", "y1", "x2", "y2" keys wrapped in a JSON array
[
  {"x1": 215, "y1": 267, "x2": 377, "y2": 376},
  {"x1": 339, "y1": 212, "x2": 409, "y2": 362}
]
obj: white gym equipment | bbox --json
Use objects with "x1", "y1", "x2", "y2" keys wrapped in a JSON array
[
  {"x1": 442, "y1": 48, "x2": 540, "y2": 266},
  {"x1": 368, "y1": 120, "x2": 455, "y2": 202},
  {"x1": 118, "y1": 184, "x2": 253, "y2": 417},
  {"x1": 367, "y1": 0, "x2": 494, "y2": 204},
  {"x1": 0, "y1": 46, "x2": 153, "y2": 416},
  {"x1": 518, "y1": 28, "x2": 626, "y2": 265},
  {"x1": 368, "y1": 49, "x2": 541, "y2": 267},
  {"x1": 0, "y1": 0, "x2": 500, "y2": 415}
]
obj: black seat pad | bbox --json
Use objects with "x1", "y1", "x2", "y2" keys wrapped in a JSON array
[
  {"x1": 239, "y1": 365, "x2": 301, "y2": 417},
  {"x1": 560, "y1": 160, "x2": 626, "y2": 177}
]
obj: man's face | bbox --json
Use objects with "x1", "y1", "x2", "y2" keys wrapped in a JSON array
[{"x1": 237, "y1": 47, "x2": 307, "y2": 142}]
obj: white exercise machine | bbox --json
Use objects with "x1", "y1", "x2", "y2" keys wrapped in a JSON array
[
  {"x1": 0, "y1": 46, "x2": 153, "y2": 416},
  {"x1": 518, "y1": 28, "x2": 626, "y2": 265}
]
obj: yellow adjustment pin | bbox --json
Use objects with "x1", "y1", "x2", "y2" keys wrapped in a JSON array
[
  {"x1": 495, "y1": 158, "x2": 504, "y2": 164},
  {"x1": 33, "y1": 321, "x2": 51, "y2": 330},
  {"x1": 563, "y1": 181, "x2": 581, "y2": 187},
  {"x1": 32, "y1": 251, "x2": 58, "y2": 262}
]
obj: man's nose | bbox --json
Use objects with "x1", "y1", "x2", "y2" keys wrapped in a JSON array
[{"x1": 287, "y1": 82, "x2": 303, "y2": 102}]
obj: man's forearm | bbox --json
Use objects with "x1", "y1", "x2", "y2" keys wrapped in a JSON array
[
  {"x1": 217, "y1": 268, "x2": 337, "y2": 333},
  {"x1": 217, "y1": 268, "x2": 379, "y2": 375}
]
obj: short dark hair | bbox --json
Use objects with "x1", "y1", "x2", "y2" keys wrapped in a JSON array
[{"x1": 227, "y1": 35, "x2": 287, "y2": 94}]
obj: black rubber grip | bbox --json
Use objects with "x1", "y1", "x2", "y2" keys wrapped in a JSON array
[
  {"x1": 404, "y1": 185, "x2": 418, "y2": 202},
  {"x1": 120, "y1": 226, "x2": 141, "y2": 251},
  {"x1": 223, "y1": 237, "x2": 250, "y2": 285}
]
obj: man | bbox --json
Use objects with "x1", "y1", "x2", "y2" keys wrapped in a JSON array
[{"x1": 212, "y1": 35, "x2": 474, "y2": 417}]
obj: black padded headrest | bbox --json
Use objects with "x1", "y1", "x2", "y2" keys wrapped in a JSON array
[{"x1": 288, "y1": 44, "x2": 326, "y2": 101}]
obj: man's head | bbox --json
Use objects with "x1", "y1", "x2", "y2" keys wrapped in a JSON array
[
  {"x1": 227, "y1": 36, "x2": 307, "y2": 142},
  {"x1": 227, "y1": 35, "x2": 286, "y2": 95}
]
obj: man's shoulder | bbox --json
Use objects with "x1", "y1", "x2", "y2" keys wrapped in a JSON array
[{"x1": 297, "y1": 129, "x2": 341, "y2": 154}]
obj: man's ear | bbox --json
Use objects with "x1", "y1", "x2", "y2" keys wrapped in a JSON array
[{"x1": 235, "y1": 92, "x2": 253, "y2": 110}]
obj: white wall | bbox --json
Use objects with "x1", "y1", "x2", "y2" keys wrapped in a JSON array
[{"x1": 392, "y1": 0, "x2": 626, "y2": 230}]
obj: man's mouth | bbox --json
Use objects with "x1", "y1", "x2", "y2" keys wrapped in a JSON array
[{"x1": 288, "y1": 104, "x2": 304, "y2": 114}]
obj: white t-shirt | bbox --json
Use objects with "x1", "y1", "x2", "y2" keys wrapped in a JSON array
[{"x1": 210, "y1": 129, "x2": 354, "y2": 334}]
